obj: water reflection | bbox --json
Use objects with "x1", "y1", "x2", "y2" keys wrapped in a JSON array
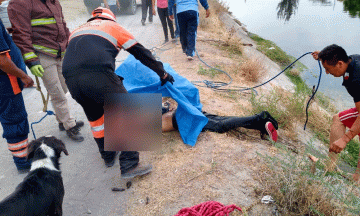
[
  {"x1": 343, "y1": 0, "x2": 360, "y2": 18},
  {"x1": 277, "y1": 0, "x2": 299, "y2": 21},
  {"x1": 276, "y1": 0, "x2": 360, "y2": 21}
]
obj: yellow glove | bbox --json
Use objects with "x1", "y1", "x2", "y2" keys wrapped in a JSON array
[{"x1": 30, "y1": 65, "x2": 44, "y2": 77}]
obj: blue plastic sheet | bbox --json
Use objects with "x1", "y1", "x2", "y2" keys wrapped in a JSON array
[{"x1": 115, "y1": 55, "x2": 208, "y2": 146}]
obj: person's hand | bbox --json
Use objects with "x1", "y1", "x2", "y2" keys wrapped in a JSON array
[
  {"x1": 153, "y1": 8, "x2": 156, "y2": 16},
  {"x1": 30, "y1": 65, "x2": 44, "y2": 77},
  {"x1": 169, "y1": 15, "x2": 174, "y2": 20},
  {"x1": 312, "y1": 51, "x2": 320, "y2": 60},
  {"x1": 329, "y1": 137, "x2": 348, "y2": 154},
  {"x1": 160, "y1": 73, "x2": 174, "y2": 86},
  {"x1": 205, "y1": 9, "x2": 210, "y2": 18},
  {"x1": 20, "y1": 75, "x2": 34, "y2": 88}
]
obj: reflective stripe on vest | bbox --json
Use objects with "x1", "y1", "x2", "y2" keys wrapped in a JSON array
[
  {"x1": 23, "y1": 52, "x2": 38, "y2": 61},
  {"x1": 70, "y1": 29, "x2": 137, "y2": 50},
  {"x1": 70, "y1": 29, "x2": 118, "y2": 47},
  {"x1": 121, "y1": 39, "x2": 137, "y2": 49},
  {"x1": 89, "y1": 115, "x2": 105, "y2": 138},
  {"x1": 8, "y1": 139, "x2": 29, "y2": 158},
  {"x1": 33, "y1": 44, "x2": 65, "y2": 56},
  {"x1": 5, "y1": 52, "x2": 21, "y2": 95},
  {"x1": 31, "y1": 18, "x2": 56, "y2": 26}
]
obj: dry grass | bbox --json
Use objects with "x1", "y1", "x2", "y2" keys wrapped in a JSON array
[
  {"x1": 239, "y1": 58, "x2": 264, "y2": 83},
  {"x1": 288, "y1": 68, "x2": 300, "y2": 77},
  {"x1": 254, "y1": 144, "x2": 360, "y2": 216},
  {"x1": 307, "y1": 104, "x2": 332, "y2": 143},
  {"x1": 197, "y1": 0, "x2": 243, "y2": 57},
  {"x1": 256, "y1": 166, "x2": 345, "y2": 215}
]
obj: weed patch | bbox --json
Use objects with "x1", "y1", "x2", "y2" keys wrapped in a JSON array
[
  {"x1": 341, "y1": 140, "x2": 360, "y2": 167},
  {"x1": 197, "y1": 65, "x2": 222, "y2": 78},
  {"x1": 256, "y1": 142, "x2": 360, "y2": 215}
]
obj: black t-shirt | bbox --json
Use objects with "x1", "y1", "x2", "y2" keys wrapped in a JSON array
[{"x1": 343, "y1": 54, "x2": 360, "y2": 103}]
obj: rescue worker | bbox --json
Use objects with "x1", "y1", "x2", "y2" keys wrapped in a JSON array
[
  {"x1": 0, "y1": 18, "x2": 34, "y2": 173},
  {"x1": 62, "y1": 7, "x2": 175, "y2": 179},
  {"x1": 7, "y1": 0, "x2": 85, "y2": 142}
]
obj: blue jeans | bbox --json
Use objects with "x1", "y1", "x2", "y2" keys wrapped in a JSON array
[
  {"x1": 172, "y1": 6, "x2": 180, "y2": 38},
  {"x1": 177, "y1": 10, "x2": 198, "y2": 57}
]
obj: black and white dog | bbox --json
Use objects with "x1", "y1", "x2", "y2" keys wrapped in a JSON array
[{"x1": 0, "y1": 136, "x2": 69, "y2": 216}]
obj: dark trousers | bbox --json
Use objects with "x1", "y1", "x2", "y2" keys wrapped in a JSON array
[
  {"x1": 202, "y1": 112, "x2": 267, "y2": 134},
  {"x1": 172, "y1": 6, "x2": 180, "y2": 38},
  {"x1": 0, "y1": 93, "x2": 31, "y2": 170},
  {"x1": 157, "y1": 7, "x2": 174, "y2": 40},
  {"x1": 65, "y1": 72, "x2": 139, "y2": 173},
  {"x1": 141, "y1": 0, "x2": 153, "y2": 22},
  {"x1": 177, "y1": 10, "x2": 198, "y2": 57}
]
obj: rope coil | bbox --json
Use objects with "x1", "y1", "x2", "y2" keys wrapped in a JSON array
[{"x1": 174, "y1": 201, "x2": 242, "y2": 216}]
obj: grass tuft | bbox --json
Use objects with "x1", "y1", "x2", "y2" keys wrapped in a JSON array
[{"x1": 256, "y1": 142, "x2": 360, "y2": 215}]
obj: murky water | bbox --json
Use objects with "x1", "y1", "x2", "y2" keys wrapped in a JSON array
[{"x1": 225, "y1": 0, "x2": 360, "y2": 109}]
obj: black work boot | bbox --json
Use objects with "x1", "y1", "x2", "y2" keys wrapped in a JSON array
[
  {"x1": 95, "y1": 138, "x2": 117, "y2": 167},
  {"x1": 121, "y1": 164, "x2": 153, "y2": 179},
  {"x1": 105, "y1": 152, "x2": 119, "y2": 167},
  {"x1": 66, "y1": 126, "x2": 84, "y2": 142},
  {"x1": 59, "y1": 120, "x2": 84, "y2": 131}
]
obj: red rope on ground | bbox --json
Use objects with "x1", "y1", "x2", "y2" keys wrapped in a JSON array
[{"x1": 174, "y1": 201, "x2": 242, "y2": 216}]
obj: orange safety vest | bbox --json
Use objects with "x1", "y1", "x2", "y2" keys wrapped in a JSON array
[{"x1": 69, "y1": 19, "x2": 137, "y2": 50}]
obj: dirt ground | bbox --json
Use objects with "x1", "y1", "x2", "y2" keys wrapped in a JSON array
[{"x1": 122, "y1": 31, "x2": 283, "y2": 215}]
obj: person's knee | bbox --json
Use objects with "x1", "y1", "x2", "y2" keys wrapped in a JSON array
[
  {"x1": 332, "y1": 113, "x2": 342, "y2": 125},
  {"x1": 331, "y1": 113, "x2": 346, "y2": 133}
]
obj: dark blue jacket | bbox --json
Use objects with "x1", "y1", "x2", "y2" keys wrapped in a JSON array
[{"x1": 0, "y1": 20, "x2": 26, "y2": 96}]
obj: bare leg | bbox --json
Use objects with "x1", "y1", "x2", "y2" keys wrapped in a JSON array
[
  {"x1": 162, "y1": 110, "x2": 176, "y2": 132},
  {"x1": 327, "y1": 114, "x2": 346, "y2": 171}
]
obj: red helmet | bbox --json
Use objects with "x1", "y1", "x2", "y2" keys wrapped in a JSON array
[{"x1": 92, "y1": 7, "x2": 116, "y2": 22}]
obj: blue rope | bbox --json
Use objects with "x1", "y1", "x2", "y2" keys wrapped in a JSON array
[
  {"x1": 30, "y1": 110, "x2": 55, "y2": 139},
  {"x1": 304, "y1": 60, "x2": 322, "y2": 130},
  {"x1": 194, "y1": 49, "x2": 323, "y2": 130},
  {"x1": 149, "y1": 41, "x2": 322, "y2": 131},
  {"x1": 194, "y1": 51, "x2": 314, "y2": 93}
]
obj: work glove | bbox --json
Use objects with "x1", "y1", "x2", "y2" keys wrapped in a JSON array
[
  {"x1": 161, "y1": 73, "x2": 175, "y2": 86},
  {"x1": 30, "y1": 65, "x2": 44, "y2": 77}
]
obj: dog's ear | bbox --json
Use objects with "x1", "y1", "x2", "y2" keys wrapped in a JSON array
[
  {"x1": 27, "y1": 139, "x2": 42, "y2": 160},
  {"x1": 53, "y1": 138, "x2": 69, "y2": 156}
]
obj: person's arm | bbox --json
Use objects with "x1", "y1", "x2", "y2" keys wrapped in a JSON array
[
  {"x1": 59, "y1": 3, "x2": 71, "y2": 42},
  {"x1": 152, "y1": 0, "x2": 156, "y2": 15},
  {"x1": 199, "y1": 0, "x2": 210, "y2": 18},
  {"x1": 8, "y1": 0, "x2": 40, "y2": 68},
  {"x1": 168, "y1": 0, "x2": 174, "y2": 17},
  {"x1": 126, "y1": 43, "x2": 167, "y2": 78},
  {"x1": 0, "y1": 52, "x2": 34, "y2": 87},
  {"x1": 330, "y1": 101, "x2": 360, "y2": 154}
]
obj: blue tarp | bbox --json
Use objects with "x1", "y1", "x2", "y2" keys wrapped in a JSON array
[{"x1": 115, "y1": 55, "x2": 208, "y2": 146}]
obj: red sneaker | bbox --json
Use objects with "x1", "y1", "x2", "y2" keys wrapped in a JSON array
[{"x1": 265, "y1": 122, "x2": 278, "y2": 142}]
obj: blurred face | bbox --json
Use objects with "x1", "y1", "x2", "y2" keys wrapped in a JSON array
[{"x1": 321, "y1": 60, "x2": 348, "y2": 77}]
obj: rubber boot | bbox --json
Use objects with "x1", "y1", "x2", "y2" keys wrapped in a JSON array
[{"x1": 13, "y1": 156, "x2": 31, "y2": 174}]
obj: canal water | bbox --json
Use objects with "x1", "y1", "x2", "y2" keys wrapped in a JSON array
[{"x1": 225, "y1": 0, "x2": 360, "y2": 109}]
